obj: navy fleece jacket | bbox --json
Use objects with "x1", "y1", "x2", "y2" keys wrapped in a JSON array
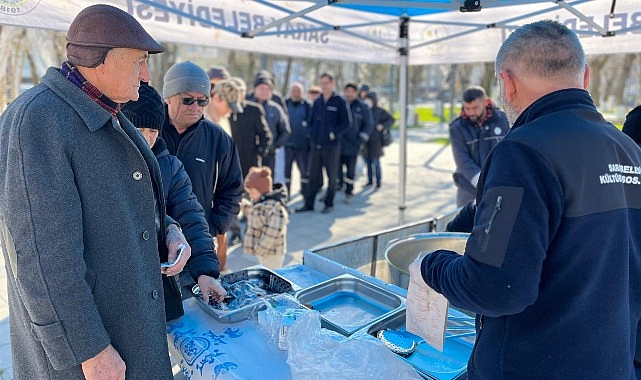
[{"x1": 422, "y1": 89, "x2": 641, "y2": 379}]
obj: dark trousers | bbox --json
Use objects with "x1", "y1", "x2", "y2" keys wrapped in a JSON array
[
  {"x1": 285, "y1": 147, "x2": 309, "y2": 196},
  {"x1": 305, "y1": 146, "x2": 339, "y2": 208},
  {"x1": 338, "y1": 154, "x2": 357, "y2": 195},
  {"x1": 263, "y1": 153, "x2": 275, "y2": 174}
]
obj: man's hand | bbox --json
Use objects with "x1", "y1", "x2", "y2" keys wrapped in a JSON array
[
  {"x1": 376, "y1": 123, "x2": 384, "y2": 131},
  {"x1": 162, "y1": 224, "x2": 191, "y2": 276},
  {"x1": 198, "y1": 275, "x2": 227, "y2": 304},
  {"x1": 81, "y1": 344, "x2": 125, "y2": 380}
]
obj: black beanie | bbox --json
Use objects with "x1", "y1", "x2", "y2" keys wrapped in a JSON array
[
  {"x1": 121, "y1": 82, "x2": 165, "y2": 130},
  {"x1": 623, "y1": 105, "x2": 641, "y2": 146}
]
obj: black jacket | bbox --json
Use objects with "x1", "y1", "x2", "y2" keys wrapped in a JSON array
[
  {"x1": 285, "y1": 98, "x2": 312, "y2": 150},
  {"x1": 152, "y1": 137, "x2": 220, "y2": 280},
  {"x1": 161, "y1": 113, "x2": 244, "y2": 235},
  {"x1": 310, "y1": 92, "x2": 351, "y2": 148},
  {"x1": 445, "y1": 201, "x2": 476, "y2": 233},
  {"x1": 342, "y1": 98, "x2": 374, "y2": 156},
  {"x1": 364, "y1": 92, "x2": 395, "y2": 159},
  {"x1": 230, "y1": 100, "x2": 273, "y2": 177},
  {"x1": 259, "y1": 99, "x2": 291, "y2": 151}
]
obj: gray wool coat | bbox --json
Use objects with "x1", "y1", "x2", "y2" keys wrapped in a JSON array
[{"x1": 0, "y1": 67, "x2": 174, "y2": 379}]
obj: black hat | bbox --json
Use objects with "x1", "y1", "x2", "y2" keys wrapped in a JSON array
[
  {"x1": 359, "y1": 84, "x2": 370, "y2": 93},
  {"x1": 121, "y1": 82, "x2": 165, "y2": 130},
  {"x1": 254, "y1": 76, "x2": 274, "y2": 89},
  {"x1": 66, "y1": 4, "x2": 164, "y2": 68},
  {"x1": 623, "y1": 105, "x2": 641, "y2": 145},
  {"x1": 207, "y1": 66, "x2": 230, "y2": 81}
]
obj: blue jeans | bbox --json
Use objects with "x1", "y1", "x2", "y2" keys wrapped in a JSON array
[{"x1": 366, "y1": 158, "x2": 381, "y2": 185}]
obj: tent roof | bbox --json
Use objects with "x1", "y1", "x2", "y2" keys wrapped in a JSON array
[{"x1": 0, "y1": 0, "x2": 636, "y2": 65}]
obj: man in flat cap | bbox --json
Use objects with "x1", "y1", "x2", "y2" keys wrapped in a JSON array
[{"x1": 0, "y1": 4, "x2": 189, "y2": 379}]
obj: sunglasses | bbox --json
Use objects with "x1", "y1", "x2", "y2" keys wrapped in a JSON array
[{"x1": 179, "y1": 95, "x2": 209, "y2": 107}]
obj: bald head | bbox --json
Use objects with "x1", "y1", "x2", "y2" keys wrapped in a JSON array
[{"x1": 496, "y1": 20, "x2": 586, "y2": 83}]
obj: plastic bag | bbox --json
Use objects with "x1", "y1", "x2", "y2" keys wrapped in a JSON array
[{"x1": 285, "y1": 309, "x2": 421, "y2": 380}]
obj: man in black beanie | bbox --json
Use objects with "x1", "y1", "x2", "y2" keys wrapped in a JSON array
[{"x1": 0, "y1": 4, "x2": 188, "y2": 379}]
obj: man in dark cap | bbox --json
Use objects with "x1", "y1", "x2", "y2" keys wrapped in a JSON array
[
  {"x1": 251, "y1": 73, "x2": 291, "y2": 185},
  {"x1": 0, "y1": 4, "x2": 188, "y2": 380}
]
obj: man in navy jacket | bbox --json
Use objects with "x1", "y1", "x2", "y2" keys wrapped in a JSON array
[
  {"x1": 161, "y1": 61, "x2": 244, "y2": 272},
  {"x1": 296, "y1": 73, "x2": 350, "y2": 213},
  {"x1": 419, "y1": 20, "x2": 641, "y2": 379}
]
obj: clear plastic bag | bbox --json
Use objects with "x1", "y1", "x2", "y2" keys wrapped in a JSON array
[{"x1": 284, "y1": 309, "x2": 421, "y2": 380}]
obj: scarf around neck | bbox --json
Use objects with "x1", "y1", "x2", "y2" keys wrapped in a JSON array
[{"x1": 60, "y1": 61, "x2": 120, "y2": 116}]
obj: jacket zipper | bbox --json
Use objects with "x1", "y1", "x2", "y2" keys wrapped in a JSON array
[
  {"x1": 481, "y1": 195, "x2": 502, "y2": 251},
  {"x1": 471, "y1": 315, "x2": 484, "y2": 369}
]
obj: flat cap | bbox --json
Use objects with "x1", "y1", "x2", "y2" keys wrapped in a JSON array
[{"x1": 67, "y1": 4, "x2": 163, "y2": 67}]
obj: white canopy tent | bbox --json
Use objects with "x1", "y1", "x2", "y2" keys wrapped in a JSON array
[{"x1": 1, "y1": 0, "x2": 638, "y2": 220}]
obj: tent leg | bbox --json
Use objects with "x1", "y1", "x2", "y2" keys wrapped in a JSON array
[{"x1": 398, "y1": 15, "x2": 409, "y2": 225}]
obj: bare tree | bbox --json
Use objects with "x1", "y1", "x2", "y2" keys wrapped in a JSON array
[{"x1": 587, "y1": 55, "x2": 610, "y2": 107}]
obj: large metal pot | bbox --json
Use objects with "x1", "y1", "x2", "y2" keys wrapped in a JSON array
[{"x1": 385, "y1": 232, "x2": 469, "y2": 289}]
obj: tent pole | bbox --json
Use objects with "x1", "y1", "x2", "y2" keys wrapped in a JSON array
[{"x1": 398, "y1": 15, "x2": 409, "y2": 225}]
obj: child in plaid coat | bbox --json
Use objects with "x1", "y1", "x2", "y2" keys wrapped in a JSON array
[{"x1": 243, "y1": 167, "x2": 289, "y2": 269}]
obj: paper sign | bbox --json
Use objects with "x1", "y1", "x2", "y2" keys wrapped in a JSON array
[{"x1": 405, "y1": 252, "x2": 449, "y2": 351}]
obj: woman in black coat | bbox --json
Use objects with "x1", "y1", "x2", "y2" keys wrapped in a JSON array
[
  {"x1": 122, "y1": 83, "x2": 225, "y2": 320},
  {"x1": 363, "y1": 91, "x2": 395, "y2": 188}
]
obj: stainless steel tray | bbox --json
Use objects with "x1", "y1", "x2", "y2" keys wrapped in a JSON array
[
  {"x1": 295, "y1": 274, "x2": 405, "y2": 336},
  {"x1": 192, "y1": 266, "x2": 294, "y2": 323},
  {"x1": 366, "y1": 309, "x2": 475, "y2": 380}
]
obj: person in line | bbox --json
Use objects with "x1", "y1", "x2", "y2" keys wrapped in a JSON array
[
  {"x1": 417, "y1": 20, "x2": 641, "y2": 378},
  {"x1": 339, "y1": 83, "x2": 373, "y2": 202},
  {"x1": 205, "y1": 65, "x2": 232, "y2": 135},
  {"x1": 243, "y1": 167, "x2": 288, "y2": 269},
  {"x1": 285, "y1": 82, "x2": 312, "y2": 196},
  {"x1": 307, "y1": 85, "x2": 321, "y2": 103},
  {"x1": 622, "y1": 104, "x2": 641, "y2": 369},
  {"x1": 296, "y1": 73, "x2": 350, "y2": 213},
  {"x1": 121, "y1": 82, "x2": 226, "y2": 313},
  {"x1": 362, "y1": 91, "x2": 394, "y2": 189},
  {"x1": 358, "y1": 83, "x2": 370, "y2": 100},
  {"x1": 228, "y1": 77, "x2": 273, "y2": 178},
  {"x1": 161, "y1": 61, "x2": 245, "y2": 273},
  {"x1": 0, "y1": 4, "x2": 191, "y2": 379},
  {"x1": 252, "y1": 74, "x2": 291, "y2": 185},
  {"x1": 449, "y1": 86, "x2": 509, "y2": 207}
]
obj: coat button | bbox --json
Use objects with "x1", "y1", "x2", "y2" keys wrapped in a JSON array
[
  {"x1": 133, "y1": 171, "x2": 143, "y2": 180},
  {"x1": 142, "y1": 231, "x2": 150, "y2": 240},
  {"x1": 152, "y1": 289, "x2": 159, "y2": 299}
]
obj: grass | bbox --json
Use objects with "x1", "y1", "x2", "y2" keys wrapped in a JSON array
[{"x1": 392, "y1": 105, "x2": 461, "y2": 128}]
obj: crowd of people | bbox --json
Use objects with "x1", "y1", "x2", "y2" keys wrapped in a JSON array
[{"x1": 0, "y1": 3, "x2": 639, "y2": 380}]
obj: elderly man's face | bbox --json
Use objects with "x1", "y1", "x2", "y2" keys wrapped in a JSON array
[
  {"x1": 101, "y1": 48, "x2": 150, "y2": 103},
  {"x1": 290, "y1": 85, "x2": 302, "y2": 101},
  {"x1": 462, "y1": 98, "x2": 485, "y2": 122},
  {"x1": 166, "y1": 92, "x2": 208, "y2": 130}
]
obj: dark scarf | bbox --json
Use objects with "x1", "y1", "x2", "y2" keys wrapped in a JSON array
[
  {"x1": 461, "y1": 98, "x2": 494, "y2": 128},
  {"x1": 60, "y1": 61, "x2": 120, "y2": 116}
]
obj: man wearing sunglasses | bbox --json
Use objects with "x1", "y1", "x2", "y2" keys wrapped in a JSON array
[{"x1": 161, "y1": 61, "x2": 244, "y2": 274}]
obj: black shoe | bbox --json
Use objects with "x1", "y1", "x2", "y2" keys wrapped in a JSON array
[
  {"x1": 296, "y1": 206, "x2": 314, "y2": 213},
  {"x1": 364, "y1": 182, "x2": 373, "y2": 188},
  {"x1": 321, "y1": 206, "x2": 333, "y2": 213},
  {"x1": 344, "y1": 194, "x2": 353, "y2": 204}
]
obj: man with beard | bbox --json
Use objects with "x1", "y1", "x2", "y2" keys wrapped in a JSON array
[
  {"x1": 416, "y1": 20, "x2": 641, "y2": 378},
  {"x1": 449, "y1": 86, "x2": 509, "y2": 206}
]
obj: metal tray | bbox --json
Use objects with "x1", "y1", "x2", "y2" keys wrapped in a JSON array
[
  {"x1": 295, "y1": 274, "x2": 405, "y2": 336},
  {"x1": 366, "y1": 309, "x2": 475, "y2": 380},
  {"x1": 192, "y1": 266, "x2": 294, "y2": 323}
]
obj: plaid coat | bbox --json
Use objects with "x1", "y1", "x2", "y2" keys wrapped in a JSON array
[{"x1": 243, "y1": 190, "x2": 288, "y2": 258}]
